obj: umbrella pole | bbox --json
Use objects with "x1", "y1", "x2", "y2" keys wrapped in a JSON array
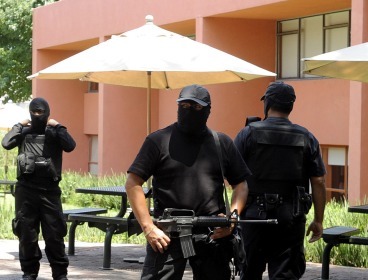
[
  {"x1": 4, "y1": 128, "x2": 9, "y2": 180},
  {"x1": 146, "y1": 71, "x2": 152, "y2": 212},
  {"x1": 4, "y1": 151, "x2": 8, "y2": 180},
  {"x1": 147, "y1": 71, "x2": 151, "y2": 136}
]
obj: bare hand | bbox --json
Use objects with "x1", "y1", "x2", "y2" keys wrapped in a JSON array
[
  {"x1": 210, "y1": 213, "x2": 234, "y2": 240},
  {"x1": 20, "y1": 119, "x2": 31, "y2": 126},
  {"x1": 306, "y1": 221, "x2": 323, "y2": 243},
  {"x1": 47, "y1": 119, "x2": 59, "y2": 127},
  {"x1": 145, "y1": 226, "x2": 171, "y2": 253}
]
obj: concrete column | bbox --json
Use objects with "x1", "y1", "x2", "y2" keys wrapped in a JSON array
[{"x1": 348, "y1": 0, "x2": 368, "y2": 204}]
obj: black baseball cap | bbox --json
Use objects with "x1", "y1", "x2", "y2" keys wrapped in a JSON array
[
  {"x1": 261, "y1": 81, "x2": 296, "y2": 104},
  {"x1": 177, "y1": 84, "x2": 211, "y2": 106}
]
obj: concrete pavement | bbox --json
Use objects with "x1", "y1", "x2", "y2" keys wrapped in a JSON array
[{"x1": 0, "y1": 239, "x2": 367, "y2": 279}]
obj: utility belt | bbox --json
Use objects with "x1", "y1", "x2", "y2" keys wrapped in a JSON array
[
  {"x1": 244, "y1": 186, "x2": 312, "y2": 223},
  {"x1": 254, "y1": 193, "x2": 289, "y2": 211}
]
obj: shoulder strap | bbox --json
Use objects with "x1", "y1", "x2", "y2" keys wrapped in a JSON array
[
  {"x1": 211, "y1": 130, "x2": 231, "y2": 217},
  {"x1": 245, "y1": 116, "x2": 262, "y2": 126}
]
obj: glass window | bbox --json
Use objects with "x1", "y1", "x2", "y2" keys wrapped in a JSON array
[
  {"x1": 277, "y1": 10, "x2": 350, "y2": 79},
  {"x1": 326, "y1": 27, "x2": 349, "y2": 52},
  {"x1": 88, "y1": 135, "x2": 98, "y2": 175},
  {"x1": 277, "y1": 20, "x2": 299, "y2": 78},
  {"x1": 280, "y1": 19, "x2": 298, "y2": 32},
  {"x1": 280, "y1": 34, "x2": 298, "y2": 78},
  {"x1": 301, "y1": 16, "x2": 323, "y2": 58},
  {"x1": 321, "y1": 146, "x2": 348, "y2": 202},
  {"x1": 88, "y1": 82, "x2": 99, "y2": 93},
  {"x1": 330, "y1": 165, "x2": 345, "y2": 202},
  {"x1": 89, "y1": 163, "x2": 98, "y2": 175},
  {"x1": 328, "y1": 147, "x2": 346, "y2": 166},
  {"x1": 300, "y1": 16, "x2": 323, "y2": 78},
  {"x1": 325, "y1": 11, "x2": 349, "y2": 25}
]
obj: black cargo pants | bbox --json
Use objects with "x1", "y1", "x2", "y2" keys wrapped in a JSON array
[
  {"x1": 13, "y1": 185, "x2": 69, "y2": 279},
  {"x1": 240, "y1": 215, "x2": 306, "y2": 280}
]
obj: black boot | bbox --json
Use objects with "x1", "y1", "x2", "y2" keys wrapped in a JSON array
[
  {"x1": 54, "y1": 275, "x2": 68, "y2": 280},
  {"x1": 22, "y1": 274, "x2": 37, "y2": 280}
]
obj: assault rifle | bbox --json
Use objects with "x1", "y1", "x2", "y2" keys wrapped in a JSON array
[{"x1": 129, "y1": 208, "x2": 278, "y2": 258}]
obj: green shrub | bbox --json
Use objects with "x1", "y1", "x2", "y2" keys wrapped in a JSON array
[
  {"x1": 0, "y1": 130, "x2": 17, "y2": 180},
  {"x1": 59, "y1": 171, "x2": 128, "y2": 210},
  {"x1": 0, "y1": 199, "x2": 16, "y2": 240},
  {"x1": 305, "y1": 198, "x2": 368, "y2": 267}
]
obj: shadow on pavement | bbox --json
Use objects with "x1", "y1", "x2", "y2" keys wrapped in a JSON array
[{"x1": 1, "y1": 240, "x2": 367, "y2": 280}]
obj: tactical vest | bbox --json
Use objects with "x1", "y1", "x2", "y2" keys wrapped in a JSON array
[
  {"x1": 246, "y1": 121, "x2": 310, "y2": 195},
  {"x1": 17, "y1": 134, "x2": 59, "y2": 181}
]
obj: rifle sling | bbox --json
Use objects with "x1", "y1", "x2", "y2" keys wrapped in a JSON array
[{"x1": 211, "y1": 130, "x2": 231, "y2": 217}]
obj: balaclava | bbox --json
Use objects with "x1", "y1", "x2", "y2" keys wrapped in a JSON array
[
  {"x1": 176, "y1": 84, "x2": 211, "y2": 136},
  {"x1": 261, "y1": 81, "x2": 296, "y2": 119},
  {"x1": 29, "y1": 97, "x2": 50, "y2": 133}
]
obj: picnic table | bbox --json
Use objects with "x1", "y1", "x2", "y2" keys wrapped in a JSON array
[
  {"x1": 68, "y1": 186, "x2": 150, "y2": 269},
  {"x1": 321, "y1": 203, "x2": 368, "y2": 279},
  {"x1": 348, "y1": 204, "x2": 368, "y2": 214},
  {"x1": 0, "y1": 179, "x2": 16, "y2": 197}
]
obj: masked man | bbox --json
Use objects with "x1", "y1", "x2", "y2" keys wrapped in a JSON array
[
  {"x1": 126, "y1": 84, "x2": 250, "y2": 280},
  {"x1": 2, "y1": 98, "x2": 76, "y2": 280}
]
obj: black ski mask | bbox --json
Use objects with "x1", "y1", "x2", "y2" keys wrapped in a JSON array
[
  {"x1": 29, "y1": 98, "x2": 50, "y2": 133},
  {"x1": 176, "y1": 85, "x2": 211, "y2": 136},
  {"x1": 177, "y1": 105, "x2": 210, "y2": 135}
]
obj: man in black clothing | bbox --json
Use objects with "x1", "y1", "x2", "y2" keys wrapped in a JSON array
[
  {"x1": 2, "y1": 98, "x2": 76, "y2": 280},
  {"x1": 126, "y1": 84, "x2": 250, "y2": 280},
  {"x1": 234, "y1": 82, "x2": 326, "y2": 280}
]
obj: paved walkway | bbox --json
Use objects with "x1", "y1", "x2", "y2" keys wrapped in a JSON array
[{"x1": 0, "y1": 239, "x2": 367, "y2": 280}]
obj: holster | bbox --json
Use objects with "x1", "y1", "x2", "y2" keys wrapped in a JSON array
[
  {"x1": 246, "y1": 187, "x2": 312, "y2": 224},
  {"x1": 17, "y1": 152, "x2": 36, "y2": 175},
  {"x1": 260, "y1": 194, "x2": 293, "y2": 224},
  {"x1": 293, "y1": 186, "x2": 312, "y2": 217},
  {"x1": 35, "y1": 157, "x2": 59, "y2": 181},
  {"x1": 243, "y1": 194, "x2": 282, "y2": 220},
  {"x1": 264, "y1": 193, "x2": 282, "y2": 211}
]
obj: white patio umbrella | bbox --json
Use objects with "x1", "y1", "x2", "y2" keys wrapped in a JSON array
[
  {"x1": 302, "y1": 42, "x2": 368, "y2": 83},
  {"x1": 0, "y1": 101, "x2": 30, "y2": 130},
  {"x1": 28, "y1": 15, "x2": 275, "y2": 134},
  {"x1": 28, "y1": 15, "x2": 275, "y2": 204},
  {"x1": 0, "y1": 101, "x2": 30, "y2": 178}
]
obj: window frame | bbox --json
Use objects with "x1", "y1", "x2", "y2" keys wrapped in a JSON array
[
  {"x1": 88, "y1": 135, "x2": 99, "y2": 175},
  {"x1": 276, "y1": 10, "x2": 351, "y2": 80}
]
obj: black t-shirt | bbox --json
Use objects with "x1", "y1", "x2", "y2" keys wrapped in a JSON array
[{"x1": 128, "y1": 123, "x2": 251, "y2": 217}]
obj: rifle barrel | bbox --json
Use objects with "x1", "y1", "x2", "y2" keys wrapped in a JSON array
[
  {"x1": 193, "y1": 216, "x2": 278, "y2": 226},
  {"x1": 238, "y1": 219, "x2": 278, "y2": 224},
  {"x1": 127, "y1": 216, "x2": 278, "y2": 235}
]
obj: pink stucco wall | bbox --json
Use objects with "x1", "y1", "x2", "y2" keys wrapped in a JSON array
[
  {"x1": 288, "y1": 79, "x2": 350, "y2": 146},
  {"x1": 347, "y1": 0, "x2": 368, "y2": 203},
  {"x1": 30, "y1": 0, "x2": 368, "y2": 203}
]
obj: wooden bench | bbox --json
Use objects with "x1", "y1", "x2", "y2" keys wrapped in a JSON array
[
  {"x1": 63, "y1": 208, "x2": 107, "y2": 256},
  {"x1": 68, "y1": 213, "x2": 141, "y2": 269},
  {"x1": 321, "y1": 226, "x2": 368, "y2": 279}
]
